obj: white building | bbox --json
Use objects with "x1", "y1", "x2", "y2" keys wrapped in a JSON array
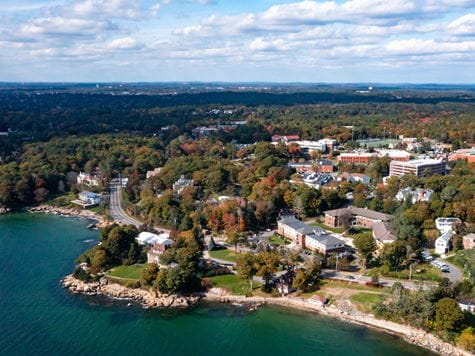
[
  {"x1": 136, "y1": 231, "x2": 173, "y2": 246},
  {"x1": 77, "y1": 172, "x2": 100, "y2": 186},
  {"x1": 73, "y1": 191, "x2": 102, "y2": 207},
  {"x1": 435, "y1": 217, "x2": 461, "y2": 234},
  {"x1": 435, "y1": 230, "x2": 454, "y2": 255},
  {"x1": 337, "y1": 172, "x2": 370, "y2": 185},
  {"x1": 389, "y1": 159, "x2": 446, "y2": 178},
  {"x1": 305, "y1": 230, "x2": 346, "y2": 255},
  {"x1": 146, "y1": 168, "x2": 162, "y2": 179},
  {"x1": 172, "y1": 175, "x2": 194, "y2": 194},
  {"x1": 291, "y1": 138, "x2": 337, "y2": 153},
  {"x1": 395, "y1": 188, "x2": 433, "y2": 203},
  {"x1": 302, "y1": 172, "x2": 333, "y2": 189}
]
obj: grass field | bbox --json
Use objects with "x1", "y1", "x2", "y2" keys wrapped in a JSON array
[
  {"x1": 368, "y1": 264, "x2": 442, "y2": 282},
  {"x1": 206, "y1": 274, "x2": 261, "y2": 295},
  {"x1": 106, "y1": 264, "x2": 147, "y2": 281},
  {"x1": 269, "y1": 234, "x2": 289, "y2": 245},
  {"x1": 209, "y1": 249, "x2": 241, "y2": 263},
  {"x1": 350, "y1": 292, "x2": 385, "y2": 312},
  {"x1": 310, "y1": 222, "x2": 345, "y2": 234}
]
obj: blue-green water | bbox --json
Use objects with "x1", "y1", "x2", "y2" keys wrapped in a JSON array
[{"x1": 0, "y1": 213, "x2": 432, "y2": 356}]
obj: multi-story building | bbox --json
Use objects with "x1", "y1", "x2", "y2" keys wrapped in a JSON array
[
  {"x1": 305, "y1": 230, "x2": 346, "y2": 255},
  {"x1": 324, "y1": 207, "x2": 393, "y2": 228},
  {"x1": 77, "y1": 172, "x2": 100, "y2": 186},
  {"x1": 389, "y1": 159, "x2": 446, "y2": 178},
  {"x1": 435, "y1": 231, "x2": 454, "y2": 255},
  {"x1": 277, "y1": 216, "x2": 314, "y2": 247},
  {"x1": 338, "y1": 150, "x2": 410, "y2": 165},
  {"x1": 172, "y1": 175, "x2": 194, "y2": 194},
  {"x1": 449, "y1": 149, "x2": 475, "y2": 164},
  {"x1": 372, "y1": 221, "x2": 396, "y2": 247},
  {"x1": 435, "y1": 217, "x2": 461, "y2": 234},
  {"x1": 337, "y1": 172, "x2": 370, "y2": 185}
]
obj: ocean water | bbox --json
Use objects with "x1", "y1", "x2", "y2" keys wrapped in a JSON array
[{"x1": 0, "y1": 213, "x2": 433, "y2": 356}]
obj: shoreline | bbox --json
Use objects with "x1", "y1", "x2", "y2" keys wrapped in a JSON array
[
  {"x1": 62, "y1": 275, "x2": 471, "y2": 356},
  {"x1": 27, "y1": 205, "x2": 107, "y2": 225}
]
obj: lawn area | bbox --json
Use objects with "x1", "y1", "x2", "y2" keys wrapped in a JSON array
[
  {"x1": 106, "y1": 264, "x2": 147, "y2": 281},
  {"x1": 43, "y1": 192, "x2": 76, "y2": 207},
  {"x1": 309, "y1": 222, "x2": 345, "y2": 234},
  {"x1": 209, "y1": 248, "x2": 241, "y2": 263},
  {"x1": 269, "y1": 234, "x2": 289, "y2": 245},
  {"x1": 446, "y1": 249, "x2": 475, "y2": 277},
  {"x1": 367, "y1": 264, "x2": 442, "y2": 282},
  {"x1": 350, "y1": 292, "x2": 385, "y2": 313},
  {"x1": 345, "y1": 227, "x2": 372, "y2": 239},
  {"x1": 206, "y1": 274, "x2": 261, "y2": 295}
]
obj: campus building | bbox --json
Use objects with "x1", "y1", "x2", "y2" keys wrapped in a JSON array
[
  {"x1": 324, "y1": 207, "x2": 393, "y2": 228},
  {"x1": 389, "y1": 159, "x2": 446, "y2": 178}
]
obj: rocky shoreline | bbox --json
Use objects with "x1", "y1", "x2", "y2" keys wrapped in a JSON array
[
  {"x1": 28, "y1": 205, "x2": 110, "y2": 227},
  {"x1": 62, "y1": 275, "x2": 200, "y2": 309},
  {"x1": 62, "y1": 275, "x2": 471, "y2": 356}
]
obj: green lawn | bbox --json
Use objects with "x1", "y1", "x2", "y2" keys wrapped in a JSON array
[
  {"x1": 345, "y1": 227, "x2": 372, "y2": 239},
  {"x1": 209, "y1": 249, "x2": 241, "y2": 263},
  {"x1": 207, "y1": 274, "x2": 261, "y2": 295},
  {"x1": 368, "y1": 264, "x2": 442, "y2": 282},
  {"x1": 310, "y1": 222, "x2": 345, "y2": 234},
  {"x1": 269, "y1": 234, "x2": 289, "y2": 245},
  {"x1": 106, "y1": 264, "x2": 147, "y2": 281},
  {"x1": 350, "y1": 292, "x2": 384, "y2": 304}
]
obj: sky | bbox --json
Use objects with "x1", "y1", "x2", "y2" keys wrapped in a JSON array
[{"x1": 1, "y1": 0, "x2": 475, "y2": 83}]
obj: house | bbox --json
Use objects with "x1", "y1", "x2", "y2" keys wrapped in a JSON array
[
  {"x1": 305, "y1": 230, "x2": 346, "y2": 255},
  {"x1": 372, "y1": 221, "x2": 396, "y2": 246},
  {"x1": 324, "y1": 207, "x2": 393, "y2": 228},
  {"x1": 73, "y1": 191, "x2": 102, "y2": 207},
  {"x1": 435, "y1": 217, "x2": 461, "y2": 234},
  {"x1": 315, "y1": 159, "x2": 335, "y2": 173},
  {"x1": 271, "y1": 135, "x2": 300, "y2": 143},
  {"x1": 337, "y1": 172, "x2": 370, "y2": 185},
  {"x1": 146, "y1": 236, "x2": 175, "y2": 264},
  {"x1": 192, "y1": 126, "x2": 220, "y2": 137},
  {"x1": 462, "y1": 233, "x2": 475, "y2": 249},
  {"x1": 77, "y1": 172, "x2": 100, "y2": 186},
  {"x1": 146, "y1": 168, "x2": 162, "y2": 179},
  {"x1": 308, "y1": 295, "x2": 328, "y2": 307},
  {"x1": 172, "y1": 175, "x2": 194, "y2": 194},
  {"x1": 435, "y1": 230, "x2": 454, "y2": 255},
  {"x1": 277, "y1": 216, "x2": 315, "y2": 247},
  {"x1": 458, "y1": 302, "x2": 475, "y2": 313},
  {"x1": 395, "y1": 188, "x2": 433, "y2": 203}
]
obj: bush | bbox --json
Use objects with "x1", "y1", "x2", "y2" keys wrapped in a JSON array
[
  {"x1": 73, "y1": 267, "x2": 92, "y2": 282},
  {"x1": 457, "y1": 327, "x2": 475, "y2": 352}
]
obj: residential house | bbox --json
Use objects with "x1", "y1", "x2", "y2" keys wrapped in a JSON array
[
  {"x1": 337, "y1": 172, "x2": 370, "y2": 185},
  {"x1": 77, "y1": 172, "x2": 100, "y2": 186},
  {"x1": 172, "y1": 175, "x2": 194, "y2": 194},
  {"x1": 146, "y1": 235, "x2": 175, "y2": 264},
  {"x1": 435, "y1": 217, "x2": 461, "y2": 234},
  {"x1": 73, "y1": 191, "x2": 102, "y2": 207},
  {"x1": 146, "y1": 168, "x2": 162, "y2": 179},
  {"x1": 271, "y1": 135, "x2": 300, "y2": 143},
  {"x1": 462, "y1": 233, "x2": 475, "y2": 250},
  {"x1": 137, "y1": 231, "x2": 173, "y2": 246},
  {"x1": 435, "y1": 230, "x2": 454, "y2": 255},
  {"x1": 395, "y1": 187, "x2": 433, "y2": 203},
  {"x1": 324, "y1": 207, "x2": 394, "y2": 228}
]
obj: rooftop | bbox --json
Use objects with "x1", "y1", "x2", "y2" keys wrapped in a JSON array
[
  {"x1": 278, "y1": 216, "x2": 316, "y2": 235},
  {"x1": 324, "y1": 207, "x2": 393, "y2": 221}
]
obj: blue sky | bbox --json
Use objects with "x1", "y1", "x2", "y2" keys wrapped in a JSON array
[{"x1": 1, "y1": 0, "x2": 475, "y2": 83}]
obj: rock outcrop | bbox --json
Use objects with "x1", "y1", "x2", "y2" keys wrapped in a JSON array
[{"x1": 62, "y1": 275, "x2": 200, "y2": 309}]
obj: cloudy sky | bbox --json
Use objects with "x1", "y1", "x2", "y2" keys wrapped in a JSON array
[{"x1": 1, "y1": 0, "x2": 475, "y2": 83}]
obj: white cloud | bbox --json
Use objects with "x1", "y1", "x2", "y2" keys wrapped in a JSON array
[
  {"x1": 448, "y1": 13, "x2": 475, "y2": 35},
  {"x1": 107, "y1": 37, "x2": 143, "y2": 50}
]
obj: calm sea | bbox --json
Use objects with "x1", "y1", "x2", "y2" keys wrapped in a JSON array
[{"x1": 0, "y1": 213, "x2": 433, "y2": 356}]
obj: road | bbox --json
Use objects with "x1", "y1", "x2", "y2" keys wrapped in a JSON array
[
  {"x1": 321, "y1": 270, "x2": 437, "y2": 291},
  {"x1": 439, "y1": 259, "x2": 463, "y2": 283},
  {"x1": 109, "y1": 184, "x2": 143, "y2": 227}
]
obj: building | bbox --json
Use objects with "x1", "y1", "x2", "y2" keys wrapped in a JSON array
[
  {"x1": 271, "y1": 135, "x2": 300, "y2": 143},
  {"x1": 389, "y1": 159, "x2": 446, "y2": 178},
  {"x1": 308, "y1": 295, "x2": 328, "y2": 307},
  {"x1": 337, "y1": 172, "x2": 370, "y2": 185},
  {"x1": 435, "y1": 217, "x2": 461, "y2": 234},
  {"x1": 449, "y1": 149, "x2": 475, "y2": 164},
  {"x1": 146, "y1": 168, "x2": 162, "y2": 179},
  {"x1": 435, "y1": 230, "x2": 454, "y2": 255},
  {"x1": 395, "y1": 188, "x2": 433, "y2": 203},
  {"x1": 146, "y1": 238, "x2": 175, "y2": 264},
  {"x1": 77, "y1": 172, "x2": 100, "y2": 186},
  {"x1": 73, "y1": 191, "x2": 102, "y2": 207},
  {"x1": 315, "y1": 159, "x2": 335, "y2": 173},
  {"x1": 192, "y1": 126, "x2": 220, "y2": 137},
  {"x1": 302, "y1": 173, "x2": 333, "y2": 189},
  {"x1": 277, "y1": 216, "x2": 314, "y2": 247},
  {"x1": 463, "y1": 233, "x2": 475, "y2": 250},
  {"x1": 289, "y1": 162, "x2": 314, "y2": 174},
  {"x1": 172, "y1": 175, "x2": 194, "y2": 194},
  {"x1": 137, "y1": 231, "x2": 173, "y2": 246},
  {"x1": 372, "y1": 221, "x2": 396, "y2": 246},
  {"x1": 305, "y1": 230, "x2": 346, "y2": 255},
  {"x1": 338, "y1": 150, "x2": 410, "y2": 165},
  {"x1": 324, "y1": 207, "x2": 393, "y2": 228}
]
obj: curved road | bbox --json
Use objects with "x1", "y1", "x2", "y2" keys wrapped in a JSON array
[{"x1": 109, "y1": 184, "x2": 143, "y2": 227}]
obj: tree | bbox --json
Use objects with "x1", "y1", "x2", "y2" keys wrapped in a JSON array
[
  {"x1": 434, "y1": 298, "x2": 464, "y2": 332},
  {"x1": 226, "y1": 229, "x2": 242, "y2": 253},
  {"x1": 292, "y1": 257, "x2": 322, "y2": 291},
  {"x1": 381, "y1": 240, "x2": 407, "y2": 271},
  {"x1": 236, "y1": 254, "x2": 257, "y2": 290},
  {"x1": 255, "y1": 252, "x2": 280, "y2": 291},
  {"x1": 457, "y1": 327, "x2": 475, "y2": 353},
  {"x1": 353, "y1": 233, "x2": 376, "y2": 269},
  {"x1": 141, "y1": 264, "x2": 160, "y2": 286}
]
